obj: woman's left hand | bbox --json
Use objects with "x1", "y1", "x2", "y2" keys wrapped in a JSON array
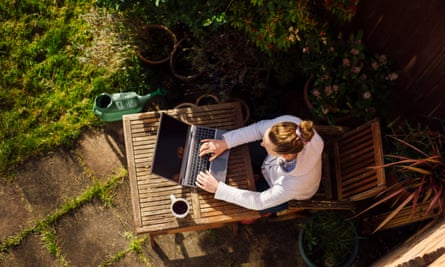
[{"x1": 195, "y1": 171, "x2": 219, "y2": 193}]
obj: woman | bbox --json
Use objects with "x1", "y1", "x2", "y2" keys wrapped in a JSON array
[{"x1": 196, "y1": 115, "x2": 324, "y2": 214}]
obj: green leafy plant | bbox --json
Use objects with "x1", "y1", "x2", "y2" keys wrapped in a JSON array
[
  {"x1": 355, "y1": 119, "x2": 445, "y2": 233},
  {"x1": 96, "y1": 0, "x2": 228, "y2": 38},
  {"x1": 228, "y1": 0, "x2": 359, "y2": 53},
  {"x1": 300, "y1": 211, "x2": 358, "y2": 267},
  {"x1": 186, "y1": 29, "x2": 269, "y2": 98},
  {"x1": 305, "y1": 30, "x2": 399, "y2": 124}
]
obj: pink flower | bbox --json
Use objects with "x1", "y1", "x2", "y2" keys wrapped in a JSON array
[
  {"x1": 312, "y1": 89, "x2": 321, "y2": 97},
  {"x1": 363, "y1": 91, "x2": 372, "y2": 100},
  {"x1": 351, "y1": 66, "x2": 361, "y2": 74},
  {"x1": 371, "y1": 61, "x2": 379, "y2": 70},
  {"x1": 387, "y1": 72, "x2": 399, "y2": 81},
  {"x1": 303, "y1": 47, "x2": 310, "y2": 53},
  {"x1": 333, "y1": 84, "x2": 339, "y2": 93},
  {"x1": 379, "y1": 54, "x2": 387, "y2": 65},
  {"x1": 328, "y1": 46, "x2": 335, "y2": 52},
  {"x1": 366, "y1": 107, "x2": 376, "y2": 113},
  {"x1": 324, "y1": 85, "x2": 333, "y2": 96},
  {"x1": 342, "y1": 58, "x2": 351, "y2": 67},
  {"x1": 360, "y1": 74, "x2": 367, "y2": 80},
  {"x1": 322, "y1": 106, "x2": 330, "y2": 115},
  {"x1": 350, "y1": 48, "x2": 360, "y2": 55}
]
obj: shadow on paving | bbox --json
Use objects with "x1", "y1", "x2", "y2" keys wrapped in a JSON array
[
  {"x1": 0, "y1": 120, "x2": 311, "y2": 267},
  {"x1": 151, "y1": 220, "x2": 306, "y2": 267}
]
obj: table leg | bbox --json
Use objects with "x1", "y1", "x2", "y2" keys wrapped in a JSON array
[{"x1": 149, "y1": 234, "x2": 157, "y2": 248}]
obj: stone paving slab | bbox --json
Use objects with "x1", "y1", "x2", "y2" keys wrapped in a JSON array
[
  {"x1": 0, "y1": 180, "x2": 32, "y2": 239},
  {"x1": 14, "y1": 150, "x2": 91, "y2": 220},
  {"x1": 56, "y1": 203, "x2": 130, "y2": 266},
  {"x1": 1, "y1": 233, "x2": 59, "y2": 267},
  {"x1": 76, "y1": 125, "x2": 126, "y2": 179}
]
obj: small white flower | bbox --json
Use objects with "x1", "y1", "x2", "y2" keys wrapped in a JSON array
[{"x1": 363, "y1": 91, "x2": 372, "y2": 100}]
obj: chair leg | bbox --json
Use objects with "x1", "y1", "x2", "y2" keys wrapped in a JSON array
[{"x1": 230, "y1": 222, "x2": 239, "y2": 236}]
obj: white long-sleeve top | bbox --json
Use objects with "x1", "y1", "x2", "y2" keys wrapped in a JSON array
[{"x1": 214, "y1": 115, "x2": 324, "y2": 210}]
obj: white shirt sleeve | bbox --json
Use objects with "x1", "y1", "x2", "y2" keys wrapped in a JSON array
[
  {"x1": 223, "y1": 115, "x2": 302, "y2": 148},
  {"x1": 214, "y1": 115, "x2": 323, "y2": 210},
  {"x1": 214, "y1": 176, "x2": 301, "y2": 210}
]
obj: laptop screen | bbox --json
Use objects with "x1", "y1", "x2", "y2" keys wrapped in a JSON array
[{"x1": 151, "y1": 113, "x2": 189, "y2": 182}]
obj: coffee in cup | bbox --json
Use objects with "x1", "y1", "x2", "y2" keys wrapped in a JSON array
[{"x1": 170, "y1": 194, "x2": 189, "y2": 218}]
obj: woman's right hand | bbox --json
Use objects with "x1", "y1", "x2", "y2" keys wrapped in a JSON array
[{"x1": 199, "y1": 139, "x2": 228, "y2": 161}]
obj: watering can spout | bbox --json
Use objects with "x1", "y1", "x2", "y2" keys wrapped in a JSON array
[{"x1": 138, "y1": 88, "x2": 167, "y2": 105}]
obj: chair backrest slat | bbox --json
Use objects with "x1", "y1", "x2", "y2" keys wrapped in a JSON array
[{"x1": 335, "y1": 119, "x2": 386, "y2": 201}]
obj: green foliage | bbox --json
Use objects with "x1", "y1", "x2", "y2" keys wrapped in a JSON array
[
  {"x1": 227, "y1": 0, "x2": 359, "y2": 54},
  {"x1": 98, "y1": 232, "x2": 150, "y2": 266},
  {"x1": 0, "y1": 227, "x2": 34, "y2": 253},
  {"x1": 178, "y1": 28, "x2": 270, "y2": 99},
  {"x1": 41, "y1": 227, "x2": 69, "y2": 266},
  {"x1": 95, "y1": 0, "x2": 228, "y2": 38},
  {"x1": 302, "y1": 211, "x2": 357, "y2": 267},
  {"x1": 306, "y1": 31, "x2": 399, "y2": 124}
]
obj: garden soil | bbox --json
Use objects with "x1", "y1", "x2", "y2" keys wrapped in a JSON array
[{"x1": 0, "y1": 91, "x2": 406, "y2": 266}]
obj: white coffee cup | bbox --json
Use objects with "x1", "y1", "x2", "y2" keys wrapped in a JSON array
[{"x1": 170, "y1": 194, "x2": 190, "y2": 218}]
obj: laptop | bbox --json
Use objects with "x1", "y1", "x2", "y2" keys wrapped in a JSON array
[{"x1": 151, "y1": 113, "x2": 230, "y2": 188}]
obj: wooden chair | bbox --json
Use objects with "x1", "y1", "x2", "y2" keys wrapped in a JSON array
[
  {"x1": 269, "y1": 118, "x2": 439, "y2": 232},
  {"x1": 287, "y1": 118, "x2": 387, "y2": 212}
]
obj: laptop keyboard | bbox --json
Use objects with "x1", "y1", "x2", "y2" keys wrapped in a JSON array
[{"x1": 185, "y1": 127, "x2": 216, "y2": 186}]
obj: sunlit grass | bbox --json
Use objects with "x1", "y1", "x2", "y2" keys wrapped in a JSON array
[
  {"x1": 0, "y1": 1, "x2": 149, "y2": 175},
  {"x1": 0, "y1": 1, "x2": 97, "y2": 173}
]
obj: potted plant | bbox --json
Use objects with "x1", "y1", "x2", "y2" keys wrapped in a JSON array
[
  {"x1": 302, "y1": 30, "x2": 399, "y2": 124},
  {"x1": 298, "y1": 211, "x2": 359, "y2": 267},
  {"x1": 135, "y1": 24, "x2": 177, "y2": 65},
  {"x1": 169, "y1": 38, "x2": 204, "y2": 82},
  {"x1": 354, "y1": 119, "x2": 445, "y2": 233}
]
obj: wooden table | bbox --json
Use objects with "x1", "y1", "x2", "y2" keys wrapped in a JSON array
[{"x1": 122, "y1": 102, "x2": 260, "y2": 243}]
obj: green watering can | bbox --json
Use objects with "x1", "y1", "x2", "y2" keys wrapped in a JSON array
[{"x1": 93, "y1": 88, "x2": 166, "y2": 122}]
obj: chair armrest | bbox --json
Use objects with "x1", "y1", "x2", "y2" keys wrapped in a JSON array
[{"x1": 315, "y1": 125, "x2": 349, "y2": 138}]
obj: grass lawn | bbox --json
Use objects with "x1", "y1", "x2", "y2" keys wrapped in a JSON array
[{"x1": 0, "y1": 1, "x2": 150, "y2": 175}]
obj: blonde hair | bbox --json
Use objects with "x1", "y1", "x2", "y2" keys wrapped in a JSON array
[{"x1": 268, "y1": 120, "x2": 315, "y2": 154}]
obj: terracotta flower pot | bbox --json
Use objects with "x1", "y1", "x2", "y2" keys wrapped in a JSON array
[
  {"x1": 169, "y1": 38, "x2": 203, "y2": 82},
  {"x1": 136, "y1": 24, "x2": 177, "y2": 65}
]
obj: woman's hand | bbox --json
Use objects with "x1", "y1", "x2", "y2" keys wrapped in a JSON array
[
  {"x1": 199, "y1": 138, "x2": 228, "y2": 161},
  {"x1": 195, "y1": 171, "x2": 219, "y2": 193}
]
